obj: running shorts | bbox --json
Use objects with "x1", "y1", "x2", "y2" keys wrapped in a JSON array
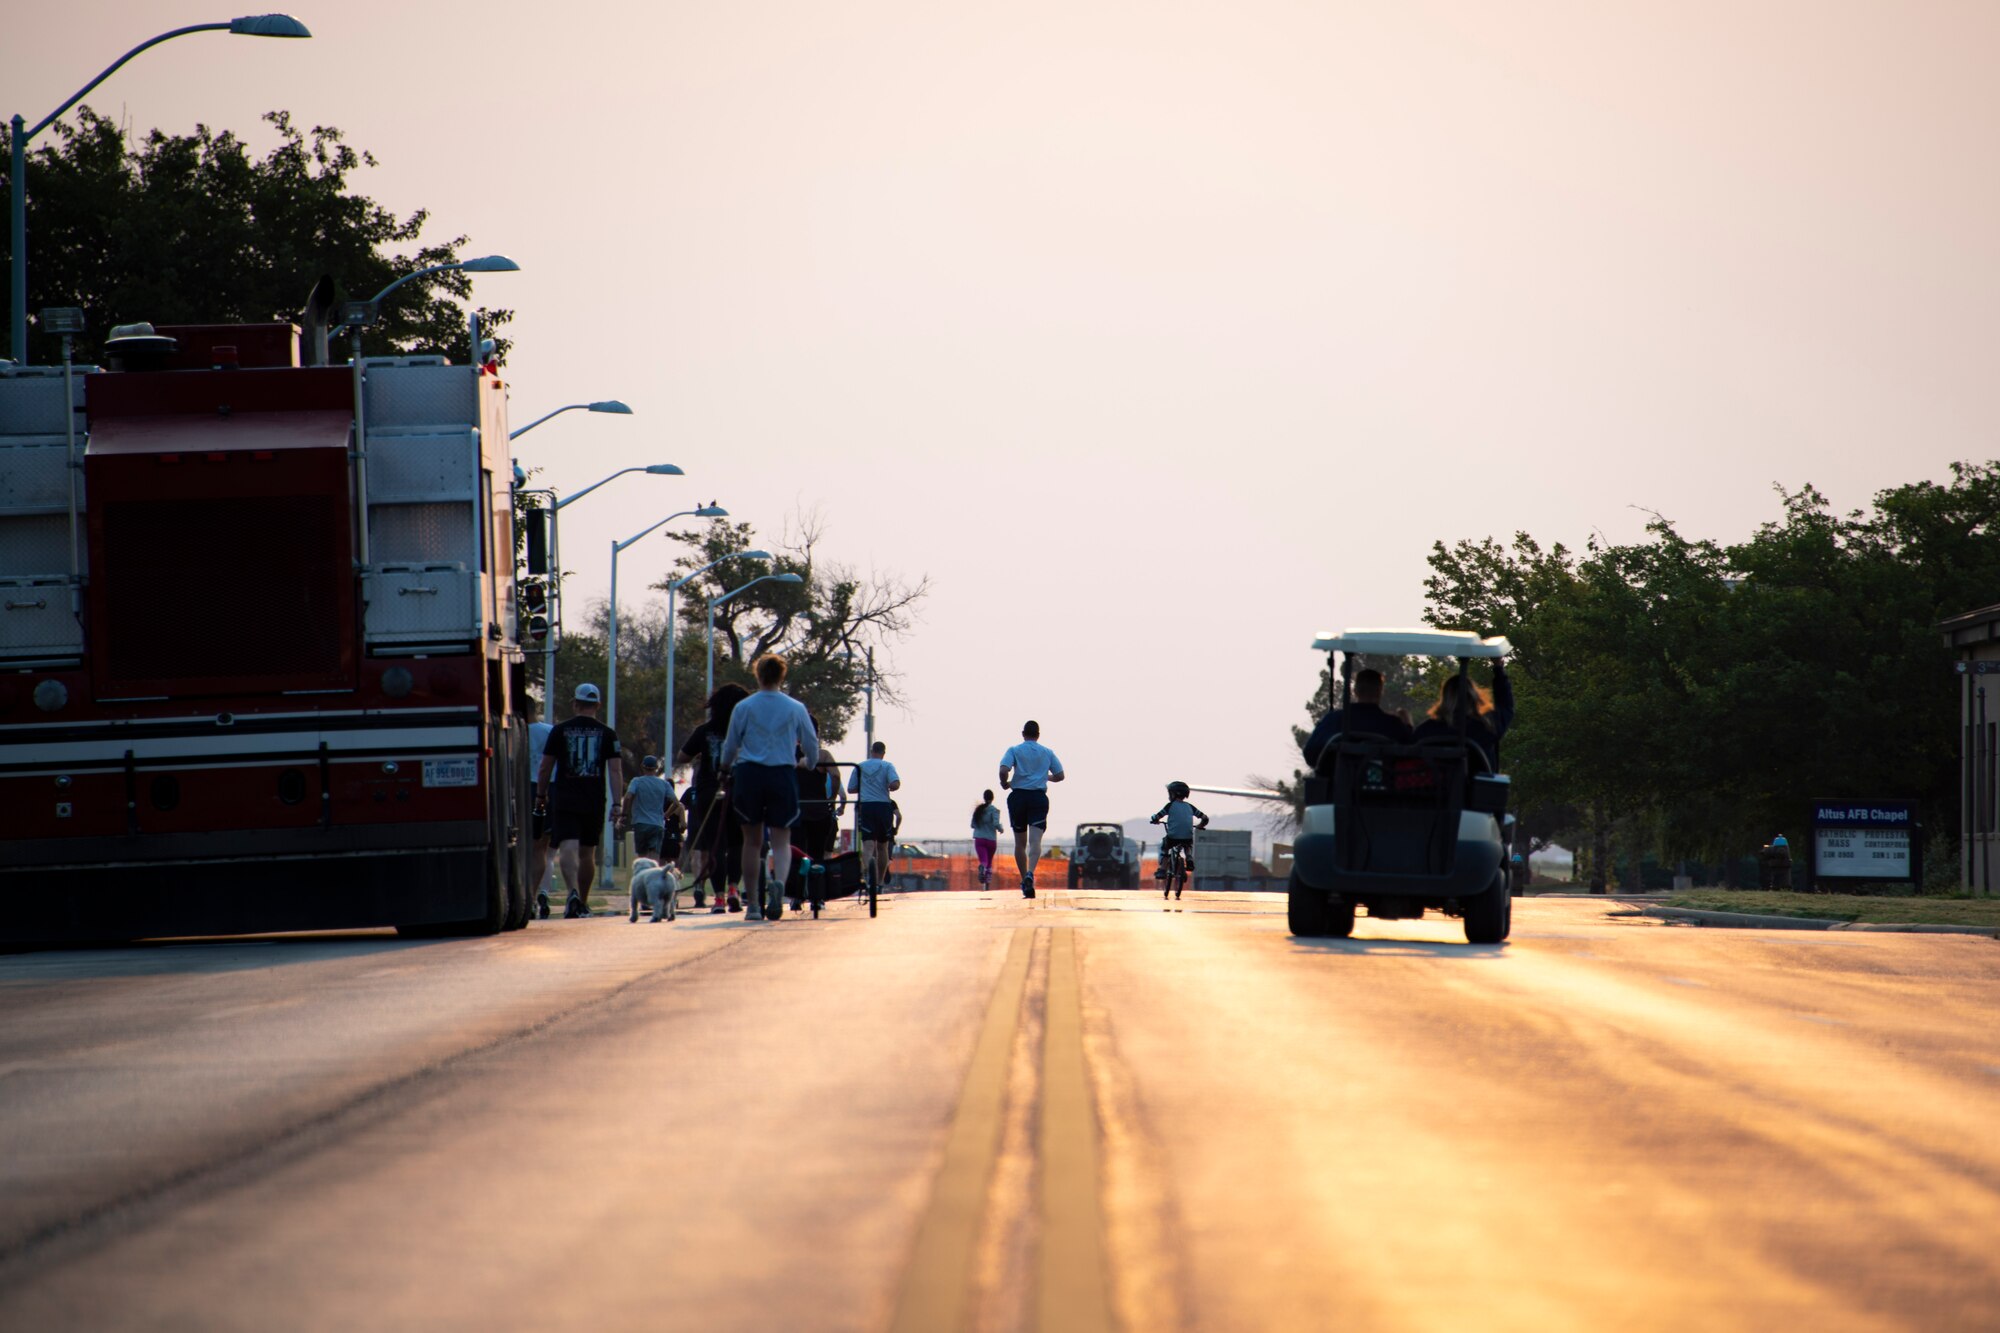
[
  {"x1": 731, "y1": 762, "x2": 801, "y2": 827},
  {"x1": 1006, "y1": 788, "x2": 1050, "y2": 832},
  {"x1": 548, "y1": 805, "x2": 605, "y2": 848},
  {"x1": 858, "y1": 800, "x2": 895, "y2": 841}
]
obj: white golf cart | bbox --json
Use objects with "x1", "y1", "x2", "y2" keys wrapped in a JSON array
[{"x1": 1290, "y1": 628, "x2": 1516, "y2": 944}]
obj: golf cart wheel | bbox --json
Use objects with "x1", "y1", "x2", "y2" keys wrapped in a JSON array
[
  {"x1": 1463, "y1": 874, "x2": 1510, "y2": 944},
  {"x1": 1068, "y1": 864, "x2": 1080, "y2": 889},
  {"x1": 1326, "y1": 899, "x2": 1355, "y2": 938},
  {"x1": 1287, "y1": 870, "x2": 1332, "y2": 937}
]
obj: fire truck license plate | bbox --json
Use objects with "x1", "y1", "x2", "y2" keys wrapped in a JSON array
[{"x1": 422, "y1": 759, "x2": 479, "y2": 788}]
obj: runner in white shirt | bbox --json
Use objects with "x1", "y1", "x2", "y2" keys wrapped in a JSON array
[
  {"x1": 998, "y1": 719, "x2": 1064, "y2": 899},
  {"x1": 846, "y1": 741, "x2": 902, "y2": 888}
]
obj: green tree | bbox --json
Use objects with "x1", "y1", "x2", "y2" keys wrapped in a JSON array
[
  {"x1": 1, "y1": 108, "x2": 510, "y2": 364},
  {"x1": 654, "y1": 513, "x2": 928, "y2": 754},
  {"x1": 1420, "y1": 466, "x2": 2000, "y2": 888},
  {"x1": 541, "y1": 513, "x2": 928, "y2": 771}
]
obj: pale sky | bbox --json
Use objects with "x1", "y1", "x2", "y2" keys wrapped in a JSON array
[{"x1": 12, "y1": 2, "x2": 2000, "y2": 837}]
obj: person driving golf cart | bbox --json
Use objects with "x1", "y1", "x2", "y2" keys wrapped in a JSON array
[
  {"x1": 1289, "y1": 627, "x2": 1517, "y2": 944},
  {"x1": 1301, "y1": 666, "x2": 1413, "y2": 768}
]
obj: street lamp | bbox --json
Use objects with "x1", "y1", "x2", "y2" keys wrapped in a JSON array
[
  {"x1": 664, "y1": 545, "x2": 768, "y2": 772},
  {"x1": 606, "y1": 505, "x2": 728, "y2": 740},
  {"x1": 510, "y1": 400, "x2": 633, "y2": 441},
  {"x1": 10, "y1": 15, "x2": 313, "y2": 363},
  {"x1": 707, "y1": 572, "x2": 804, "y2": 696},
  {"x1": 555, "y1": 464, "x2": 683, "y2": 510},
  {"x1": 534, "y1": 463, "x2": 686, "y2": 710},
  {"x1": 600, "y1": 505, "x2": 727, "y2": 871}
]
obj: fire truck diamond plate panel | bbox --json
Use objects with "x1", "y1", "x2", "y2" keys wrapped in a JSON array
[{"x1": 365, "y1": 361, "x2": 479, "y2": 429}]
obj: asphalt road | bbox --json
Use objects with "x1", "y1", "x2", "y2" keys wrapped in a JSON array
[{"x1": 3, "y1": 892, "x2": 1999, "y2": 1331}]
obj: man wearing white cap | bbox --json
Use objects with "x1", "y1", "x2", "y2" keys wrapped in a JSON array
[{"x1": 536, "y1": 682, "x2": 625, "y2": 917}]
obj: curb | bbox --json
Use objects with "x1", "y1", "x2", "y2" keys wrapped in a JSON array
[
  {"x1": 1533, "y1": 893, "x2": 1671, "y2": 903},
  {"x1": 1642, "y1": 906, "x2": 1837, "y2": 930},
  {"x1": 1828, "y1": 921, "x2": 2000, "y2": 937},
  {"x1": 1640, "y1": 906, "x2": 2000, "y2": 937}
]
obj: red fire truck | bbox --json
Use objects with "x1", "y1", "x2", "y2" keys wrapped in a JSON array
[{"x1": 0, "y1": 318, "x2": 536, "y2": 942}]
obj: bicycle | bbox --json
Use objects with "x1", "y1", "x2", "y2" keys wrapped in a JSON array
[{"x1": 1160, "y1": 841, "x2": 1191, "y2": 901}]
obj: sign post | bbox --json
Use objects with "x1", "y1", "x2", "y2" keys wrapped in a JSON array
[{"x1": 1807, "y1": 800, "x2": 1920, "y2": 891}]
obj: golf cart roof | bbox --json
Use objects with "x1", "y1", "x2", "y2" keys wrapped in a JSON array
[{"x1": 1310, "y1": 627, "x2": 1512, "y2": 658}]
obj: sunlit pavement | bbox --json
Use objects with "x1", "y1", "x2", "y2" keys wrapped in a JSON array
[{"x1": 3, "y1": 893, "x2": 1999, "y2": 1330}]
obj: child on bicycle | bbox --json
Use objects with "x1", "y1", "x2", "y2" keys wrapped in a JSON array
[{"x1": 1150, "y1": 781, "x2": 1209, "y2": 897}]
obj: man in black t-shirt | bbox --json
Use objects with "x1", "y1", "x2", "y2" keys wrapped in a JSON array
[{"x1": 536, "y1": 682, "x2": 625, "y2": 917}]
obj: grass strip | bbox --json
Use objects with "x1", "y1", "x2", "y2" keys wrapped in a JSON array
[{"x1": 1664, "y1": 890, "x2": 2000, "y2": 926}]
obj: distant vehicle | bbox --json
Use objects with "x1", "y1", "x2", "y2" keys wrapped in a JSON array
[
  {"x1": 1068, "y1": 822, "x2": 1141, "y2": 889},
  {"x1": 893, "y1": 842, "x2": 937, "y2": 860},
  {"x1": 1289, "y1": 627, "x2": 1515, "y2": 944}
]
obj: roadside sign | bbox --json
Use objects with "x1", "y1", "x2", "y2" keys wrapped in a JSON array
[{"x1": 1808, "y1": 800, "x2": 1919, "y2": 886}]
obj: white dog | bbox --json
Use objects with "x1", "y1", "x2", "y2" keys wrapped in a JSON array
[{"x1": 628, "y1": 857, "x2": 683, "y2": 923}]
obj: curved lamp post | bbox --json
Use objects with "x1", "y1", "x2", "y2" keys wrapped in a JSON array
[
  {"x1": 707, "y1": 572, "x2": 804, "y2": 696},
  {"x1": 600, "y1": 505, "x2": 727, "y2": 870},
  {"x1": 510, "y1": 400, "x2": 632, "y2": 441},
  {"x1": 555, "y1": 463, "x2": 682, "y2": 511},
  {"x1": 535, "y1": 462, "x2": 685, "y2": 715},
  {"x1": 606, "y1": 504, "x2": 727, "y2": 740},
  {"x1": 10, "y1": 14, "x2": 312, "y2": 363}
]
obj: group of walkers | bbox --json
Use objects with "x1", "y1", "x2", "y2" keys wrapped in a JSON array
[{"x1": 526, "y1": 666, "x2": 1075, "y2": 916}]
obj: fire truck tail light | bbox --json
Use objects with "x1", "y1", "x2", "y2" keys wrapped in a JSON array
[
  {"x1": 205, "y1": 452, "x2": 227, "y2": 463},
  {"x1": 159, "y1": 454, "x2": 181, "y2": 464}
]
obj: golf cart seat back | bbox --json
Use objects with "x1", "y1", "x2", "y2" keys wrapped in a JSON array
[{"x1": 1311, "y1": 736, "x2": 1509, "y2": 879}]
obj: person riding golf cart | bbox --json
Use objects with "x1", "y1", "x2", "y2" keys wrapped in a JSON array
[{"x1": 1289, "y1": 628, "x2": 1517, "y2": 944}]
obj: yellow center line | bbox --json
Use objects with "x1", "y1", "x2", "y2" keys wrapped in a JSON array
[
  {"x1": 890, "y1": 927, "x2": 1036, "y2": 1333},
  {"x1": 1038, "y1": 927, "x2": 1116, "y2": 1333}
]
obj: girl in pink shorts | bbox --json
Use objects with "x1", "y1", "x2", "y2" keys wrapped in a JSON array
[{"x1": 970, "y1": 788, "x2": 1002, "y2": 887}]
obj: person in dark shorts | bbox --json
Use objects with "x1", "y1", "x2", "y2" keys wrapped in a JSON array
[
  {"x1": 999, "y1": 720, "x2": 1064, "y2": 898},
  {"x1": 846, "y1": 740, "x2": 901, "y2": 888},
  {"x1": 720, "y1": 654, "x2": 820, "y2": 922},
  {"x1": 680, "y1": 683, "x2": 748, "y2": 912},
  {"x1": 536, "y1": 682, "x2": 625, "y2": 917}
]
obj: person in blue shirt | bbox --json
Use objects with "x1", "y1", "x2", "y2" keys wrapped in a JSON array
[
  {"x1": 1149, "y1": 781, "x2": 1210, "y2": 898},
  {"x1": 720, "y1": 654, "x2": 820, "y2": 921},
  {"x1": 847, "y1": 740, "x2": 902, "y2": 888},
  {"x1": 999, "y1": 720, "x2": 1064, "y2": 898}
]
